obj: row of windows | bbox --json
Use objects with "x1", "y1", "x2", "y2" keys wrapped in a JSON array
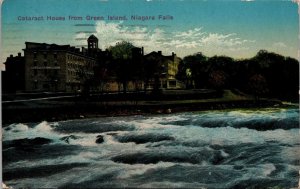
[
  {"x1": 67, "y1": 63, "x2": 85, "y2": 70},
  {"x1": 169, "y1": 68, "x2": 177, "y2": 72},
  {"x1": 33, "y1": 52, "x2": 58, "y2": 59},
  {"x1": 67, "y1": 69, "x2": 94, "y2": 77},
  {"x1": 33, "y1": 69, "x2": 58, "y2": 76},
  {"x1": 67, "y1": 64, "x2": 95, "y2": 73},
  {"x1": 67, "y1": 54, "x2": 86, "y2": 62},
  {"x1": 67, "y1": 70, "x2": 78, "y2": 77},
  {"x1": 32, "y1": 82, "x2": 59, "y2": 90},
  {"x1": 67, "y1": 61, "x2": 95, "y2": 68},
  {"x1": 33, "y1": 61, "x2": 59, "y2": 67},
  {"x1": 67, "y1": 55, "x2": 95, "y2": 66}
]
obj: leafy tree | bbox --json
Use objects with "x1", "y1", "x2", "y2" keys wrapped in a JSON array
[
  {"x1": 208, "y1": 70, "x2": 227, "y2": 91},
  {"x1": 108, "y1": 41, "x2": 137, "y2": 93},
  {"x1": 232, "y1": 59, "x2": 251, "y2": 91},
  {"x1": 109, "y1": 41, "x2": 135, "y2": 60},
  {"x1": 207, "y1": 56, "x2": 234, "y2": 89},
  {"x1": 248, "y1": 74, "x2": 268, "y2": 100},
  {"x1": 252, "y1": 50, "x2": 298, "y2": 101},
  {"x1": 180, "y1": 52, "x2": 208, "y2": 88},
  {"x1": 281, "y1": 57, "x2": 299, "y2": 100}
]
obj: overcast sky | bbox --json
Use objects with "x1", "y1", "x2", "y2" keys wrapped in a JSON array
[{"x1": 1, "y1": 0, "x2": 298, "y2": 70}]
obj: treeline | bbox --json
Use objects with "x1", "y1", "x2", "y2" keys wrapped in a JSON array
[{"x1": 176, "y1": 50, "x2": 299, "y2": 101}]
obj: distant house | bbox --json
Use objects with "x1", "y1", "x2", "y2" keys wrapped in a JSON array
[{"x1": 144, "y1": 51, "x2": 185, "y2": 89}]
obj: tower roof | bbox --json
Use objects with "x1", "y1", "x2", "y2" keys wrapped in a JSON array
[{"x1": 88, "y1": 34, "x2": 98, "y2": 41}]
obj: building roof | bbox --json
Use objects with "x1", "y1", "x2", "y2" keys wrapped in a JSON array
[
  {"x1": 24, "y1": 42, "x2": 71, "y2": 50},
  {"x1": 23, "y1": 42, "x2": 96, "y2": 60},
  {"x1": 88, "y1": 34, "x2": 98, "y2": 41},
  {"x1": 144, "y1": 51, "x2": 176, "y2": 61}
]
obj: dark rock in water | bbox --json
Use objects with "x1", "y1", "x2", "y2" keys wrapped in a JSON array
[
  {"x1": 115, "y1": 133, "x2": 175, "y2": 144},
  {"x1": 4, "y1": 127, "x2": 11, "y2": 131},
  {"x1": 106, "y1": 132, "x2": 118, "y2": 136},
  {"x1": 233, "y1": 165, "x2": 244, "y2": 170},
  {"x1": 15, "y1": 137, "x2": 51, "y2": 147},
  {"x1": 96, "y1": 135, "x2": 104, "y2": 144},
  {"x1": 3, "y1": 137, "x2": 52, "y2": 151},
  {"x1": 60, "y1": 135, "x2": 80, "y2": 144},
  {"x1": 211, "y1": 152, "x2": 225, "y2": 165}
]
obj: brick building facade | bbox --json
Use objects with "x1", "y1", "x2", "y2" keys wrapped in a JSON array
[{"x1": 23, "y1": 42, "x2": 96, "y2": 92}]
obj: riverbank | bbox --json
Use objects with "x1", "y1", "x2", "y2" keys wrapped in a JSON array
[{"x1": 2, "y1": 90, "x2": 297, "y2": 125}]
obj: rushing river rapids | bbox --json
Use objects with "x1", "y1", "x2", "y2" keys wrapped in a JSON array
[{"x1": 2, "y1": 108, "x2": 300, "y2": 188}]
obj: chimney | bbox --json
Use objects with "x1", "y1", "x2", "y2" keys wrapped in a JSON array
[
  {"x1": 18, "y1": 52, "x2": 21, "y2": 57},
  {"x1": 158, "y1": 51, "x2": 162, "y2": 55},
  {"x1": 10, "y1": 54, "x2": 13, "y2": 58},
  {"x1": 172, "y1": 52, "x2": 175, "y2": 60},
  {"x1": 141, "y1": 47, "x2": 144, "y2": 55}
]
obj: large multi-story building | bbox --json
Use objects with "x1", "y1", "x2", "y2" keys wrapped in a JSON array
[{"x1": 23, "y1": 36, "x2": 98, "y2": 92}]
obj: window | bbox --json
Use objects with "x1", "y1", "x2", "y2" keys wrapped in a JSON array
[
  {"x1": 54, "y1": 53, "x2": 57, "y2": 59},
  {"x1": 43, "y1": 53, "x2": 47, "y2": 59},
  {"x1": 34, "y1": 70, "x2": 37, "y2": 76},
  {"x1": 43, "y1": 84, "x2": 49, "y2": 89},
  {"x1": 33, "y1": 81, "x2": 38, "y2": 89},
  {"x1": 44, "y1": 69, "x2": 48, "y2": 75},
  {"x1": 34, "y1": 61, "x2": 37, "y2": 66},
  {"x1": 34, "y1": 52, "x2": 37, "y2": 59},
  {"x1": 169, "y1": 80, "x2": 176, "y2": 87},
  {"x1": 44, "y1": 61, "x2": 47, "y2": 67}
]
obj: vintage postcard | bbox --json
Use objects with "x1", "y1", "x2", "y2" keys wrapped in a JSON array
[{"x1": 1, "y1": 0, "x2": 299, "y2": 188}]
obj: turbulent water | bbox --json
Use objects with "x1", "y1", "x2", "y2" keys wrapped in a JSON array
[{"x1": 2, "y1": 108, "x2": 300, "y2": 188}]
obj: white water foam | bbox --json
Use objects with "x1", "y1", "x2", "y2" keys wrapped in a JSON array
[
  {"x1": 262, "y1": 163, "x2": 276, "y2": 176},
  {"x1": 3, "y1": 108, "x2": 299, "y2": 189},
  {"x1": 3, "y1": 121, "x2": 58, "y2": 141}
]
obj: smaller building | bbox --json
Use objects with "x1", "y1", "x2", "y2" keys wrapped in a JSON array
[
  {"x1": 2, "y1": 53, "x2": 25, "y2": 93},
  {"x1": 144, "y1": 51, "x2": 185, "y2": 89}
]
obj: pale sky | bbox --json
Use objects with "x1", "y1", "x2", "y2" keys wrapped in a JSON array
[{"x1": 1, "y1": 0, "x2": 299, "y2": 70}]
